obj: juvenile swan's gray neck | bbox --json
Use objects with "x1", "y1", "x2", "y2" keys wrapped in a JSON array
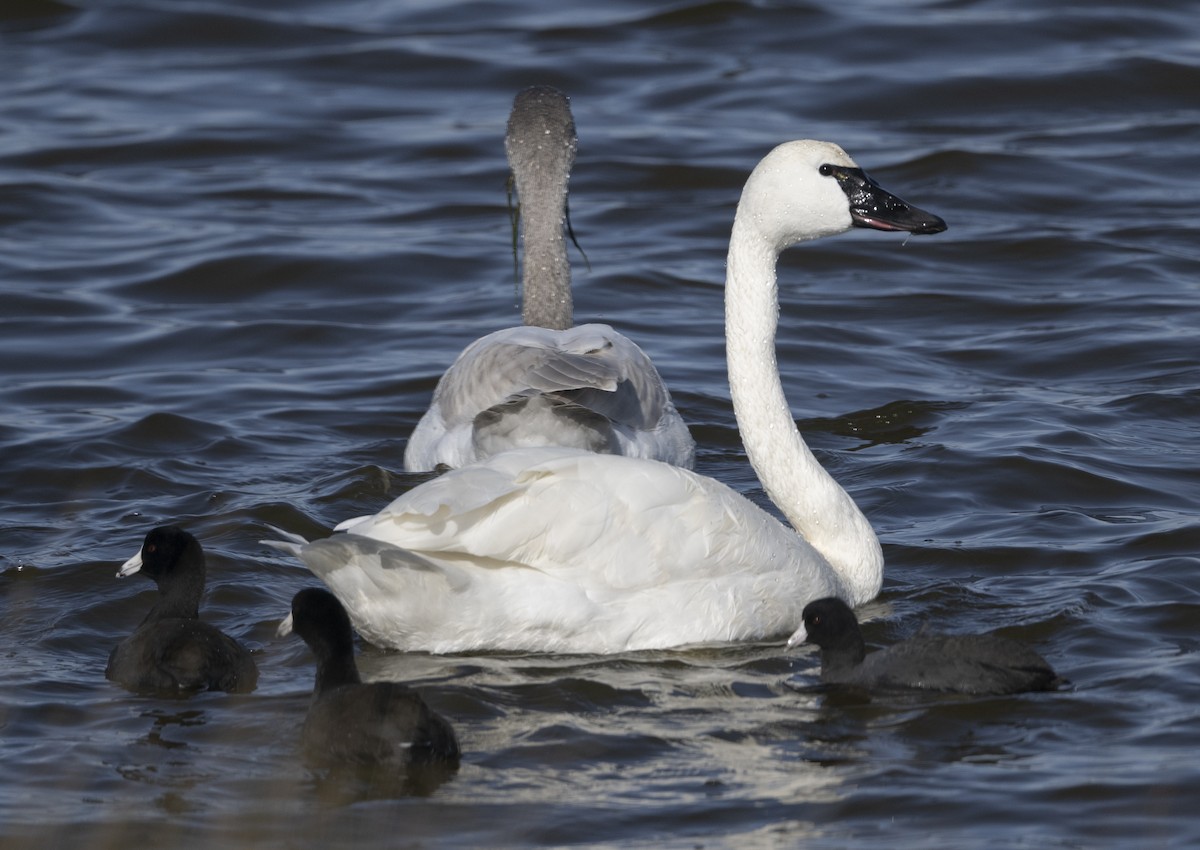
[{"x1": 505, "y1": 86, "x2": 576, "y2": 331}]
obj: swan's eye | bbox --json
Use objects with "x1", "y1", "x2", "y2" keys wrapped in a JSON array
[
  {"x1": 147, "y1": 544, "x2": 156, "y2": 554},
  {"x1": 819, "y1": 164, "x2": 835, "y2": 177}
]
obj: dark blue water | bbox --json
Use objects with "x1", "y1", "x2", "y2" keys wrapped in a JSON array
[{"x1": 2, "y1": 1, "x2": 1198, "y2": 847}]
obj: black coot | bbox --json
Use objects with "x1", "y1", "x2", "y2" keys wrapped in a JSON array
[
  {"x1": 279, "y1": 587, "x2": 460, "y2": 771},
  {"x1": 797, "y1": 597, "x2": 1064, "y2": 695},
  {"x1": 106, "y1": 525, "x2": 258, "y2": 695}
]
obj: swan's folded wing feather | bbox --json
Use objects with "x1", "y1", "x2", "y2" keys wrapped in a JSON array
[
  {"x1": 429, "y1": 324, "x2": 678, "y2": 431},
  {"x1": 552, "y1": 324, "x2": 674, "y2": 432},
  {"x1": 406, "y1": 325, "x2": 692, "y2": 470},
  {"x1": 299, "y1": 534, "x2": 473, "y2": 595},
  {"x1": 353, "y1": 448, "x2": 819, "y2": 590},
  {"x1": 432, "y1": 326, "x2": 622, "y2": 423}
]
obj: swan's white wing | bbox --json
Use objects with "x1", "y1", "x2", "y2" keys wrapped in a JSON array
[
  {"x1": 283, "y1": 447, "x2": 852, "y2": 654},
  {"x1": 404, "y1": 324, "x2": 694, "y2": 471}
]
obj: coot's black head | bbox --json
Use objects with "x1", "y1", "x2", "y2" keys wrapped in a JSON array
[
  {"x1": 289, "y1": 587, "x2": 356, "y2": 661},
  {"x1": 800, "y1": 597, "x2": 863, "y2": 649},
  {"x1": 120, "y1": 525, "x2": 205, "y2": 586}
]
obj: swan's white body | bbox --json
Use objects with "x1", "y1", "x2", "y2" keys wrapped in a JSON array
[
  {"x1": 273, "y1": 139, "x2": 945, "y2": 654},
  {"x1": 404, "y1": 86, "x2": 694, "y2": 471},
  {"x1": 279, "y1": 446, "x2": 848, "y2": 653}
]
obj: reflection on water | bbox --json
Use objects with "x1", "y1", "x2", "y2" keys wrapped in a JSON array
[
  {"x1": 307, "y1": 759, "x2": 460, "y2": 806},
  {"x1": 140, "y1": 708, "x2": 206, "y2": 751}
]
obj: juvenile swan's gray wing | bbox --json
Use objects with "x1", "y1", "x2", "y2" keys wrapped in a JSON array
[{"x1": 404, "y1": 324, "x2": 694, "y2": 470}]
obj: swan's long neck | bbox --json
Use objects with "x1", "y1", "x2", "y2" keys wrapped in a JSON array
[
  {"x1": 517, "y1": 165, "x2": 573, "y2": 330},
  {"x1": 725, "y1": 216, "x2": 882, "y2": 601}
]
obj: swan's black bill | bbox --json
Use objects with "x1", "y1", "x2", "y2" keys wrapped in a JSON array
[{"x1": 822, "y1": 164, "x2": 947, "y2": 234}]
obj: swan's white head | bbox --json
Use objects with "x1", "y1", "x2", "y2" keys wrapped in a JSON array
[{"x1": 737, "y1": 140, "x2": 946, "y2": 252}]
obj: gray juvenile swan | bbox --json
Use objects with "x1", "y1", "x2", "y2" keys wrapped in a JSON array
[
  {"x1": 269, "y1": 139, "x2": 945, "y2": 654},
  {"x1": 794, "y1": 597, "x2": 1065, "y2": 695},
  {"x1": 404, "y1": 86, "x2": 695, "y2": 471}
]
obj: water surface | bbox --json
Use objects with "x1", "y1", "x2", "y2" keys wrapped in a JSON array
[{"x1": 2, "y1": 1, "x2": 1199, "y2": 847}]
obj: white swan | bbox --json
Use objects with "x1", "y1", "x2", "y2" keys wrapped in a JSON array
[
  {"x1": 270, "y1": 139, "x2": 946, "y2": 654},
  {"x1": 404, "y1": 86, "x2": 695, "y2": 471}
]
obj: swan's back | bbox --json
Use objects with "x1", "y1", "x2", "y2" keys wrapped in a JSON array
[{"x1": 406, "y1": 324, "x2": 693, "y2": 469}]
